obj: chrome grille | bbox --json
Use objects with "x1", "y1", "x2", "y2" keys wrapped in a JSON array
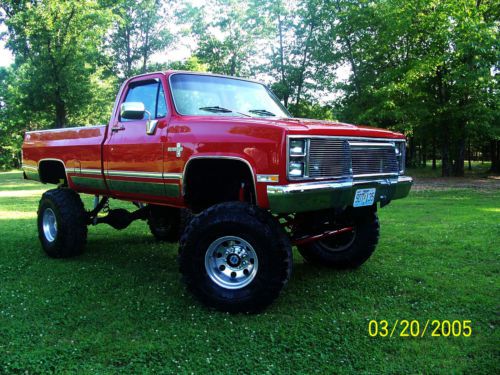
[
  {"x1": 307, "y1": 138, "x2": 350, "y2": 178},
  {"x1": 350, "y1": 142, "x2": 399, "y2": 176},
  {"x1": 305, "y1": 137, "x2": 400, "y2": 179}
]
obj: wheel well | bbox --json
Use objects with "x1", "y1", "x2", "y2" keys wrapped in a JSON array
[
  {"x1": 39, "y1": 160, "x2": 67, "y2": 185},
  {"x1": 183, "y1": 159, "x2": 255, "y2": 212}
]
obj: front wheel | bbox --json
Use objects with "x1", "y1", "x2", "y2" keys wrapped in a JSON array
[
  {"x1": 298, "y1": 209, "x2": 380, "y2": 269},
  {"x1": 178, "y1": 202, "x2": 292, "y2": 313},
  {"x1": 37, "y1": 188, "x2": 88, "y2": 258}
]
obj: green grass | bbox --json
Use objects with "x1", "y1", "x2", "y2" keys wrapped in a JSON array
[
  {"x1": 0, "y1": 171, "x2": 498, "y2": 374},
  {"x1": 407, "y1": 160, "x2": 493, "y2": 178}
]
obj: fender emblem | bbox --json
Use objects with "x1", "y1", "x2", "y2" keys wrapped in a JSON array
[{"x1": 167, "y1": 143, "x2": 184, "y2": 157}]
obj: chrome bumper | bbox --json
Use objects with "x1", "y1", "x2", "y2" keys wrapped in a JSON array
[{"x1": 267, "y1": 176, "x2": 413, "y2": 214}]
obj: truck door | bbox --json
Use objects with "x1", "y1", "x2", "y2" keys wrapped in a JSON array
[{"x1": 104, "y1": 75, "x2": 178, "y2": 203}]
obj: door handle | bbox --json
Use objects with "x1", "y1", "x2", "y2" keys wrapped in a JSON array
[{"x1": 111, "y1": 126, "x2": 125, "y2": 132}]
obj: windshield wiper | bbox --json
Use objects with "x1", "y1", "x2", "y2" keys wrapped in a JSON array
[
  {"x1": 199, "y1": 106, "x2": 251, "y2": 117},
  {"x1": 248, "y1": 109, "x2": 276, "y2": 117}
]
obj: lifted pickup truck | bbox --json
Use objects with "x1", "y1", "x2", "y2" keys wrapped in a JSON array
[{"x1": 22, "y1": 71, "x2": 412, "y2": 313}]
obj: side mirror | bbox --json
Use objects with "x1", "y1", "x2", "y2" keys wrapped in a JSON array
[{"x1": 120, "y1": 102, "x2": 146, "y2": 120}]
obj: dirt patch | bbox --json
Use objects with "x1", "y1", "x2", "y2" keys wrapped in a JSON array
[{"x1": 412, "y1": 176, "x2": 500, "y2": 191}]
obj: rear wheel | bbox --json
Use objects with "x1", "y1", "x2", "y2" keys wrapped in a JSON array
[
  {"x1": 179, "y1": 202, "x2": 292, "y2": 313},
  {"x1": 37, "y1": 188, "x2": 87, "y2": 258},
  {"x1": 147, "y1": 205, "x2": 181, "y2": 242},
  {"x1": 297, "y1": 208, "x2": 379, "y2": 269}
]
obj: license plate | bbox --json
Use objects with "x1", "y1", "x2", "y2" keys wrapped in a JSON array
[{"x1": 353, "y1": 188, "x2": 376, "y2": 207}]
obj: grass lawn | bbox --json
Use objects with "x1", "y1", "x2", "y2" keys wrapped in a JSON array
[
  {"x1": 407, "y1": 160, "x2": 493, "y2": 179},
  {"x1": 0, "y1": 171, "x2": 498, "y2": 374}
]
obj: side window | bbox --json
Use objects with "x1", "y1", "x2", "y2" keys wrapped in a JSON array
[
  {"x1": 122, "y1": 80, "x2": 167, "y2": 121},
  {"x1": 156, "y1": 84, "x2": 167, "y2": 118}
]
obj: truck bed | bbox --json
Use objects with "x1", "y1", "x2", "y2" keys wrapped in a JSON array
[{"x1": 22, "y1": 125, "x2": 108, "y2": 194}]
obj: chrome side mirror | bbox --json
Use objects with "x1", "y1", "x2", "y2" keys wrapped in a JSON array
[{"x1": 120, "y1": 102, "x2": 146, "y2": 120}]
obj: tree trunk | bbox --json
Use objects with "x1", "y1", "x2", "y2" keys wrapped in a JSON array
[
  {"x1": 295, "y1": 23, "x2": 314, "y2": 106},
  {"x1": 334, "y1": 0, "x2": 361, "y2": 97},
  {"x1": 490, "y1": 139, "x2": 500, "y2": 173},
  {"x1": 277, "y1": 12, "x2": 288, "y2": 107},
  {"x1": 432, "y1": 136, "x2": 437, "y2": 170},
  {"x1": 55, "y1": 97, "x2": 66, "y2": 128},
  {"x1": 142, "y1": 28, "x2": 149, "y2": 73},
  {"x1": 125, "y1": 26, "x2": 132, "y2": 78},
  {"x1": 407, "y1": 136, "x2": 416, "y2": 167},
  {"x1": 422, "y1": 142, "x2": 427, "y2": 167},
  {"x1": 229, "y1": 53, "x2": 237, "y2": 76},
  {"x1": 468, "y1": 138, "x2": 472, "y2": 171},
  {"x1": 436, "y1": 65, "x2": 451, "y2": 176},
  {"x1": 453, "y1": 136, "x2": 465, "y2": 177}
]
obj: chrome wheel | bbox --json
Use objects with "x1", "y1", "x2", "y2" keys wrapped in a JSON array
[
  {"x1": 204, "y1": 236, "x2": 259, "y2": 290},
  {"x1": 42, "y1": 208, "x2": 58, "y2": 242}
]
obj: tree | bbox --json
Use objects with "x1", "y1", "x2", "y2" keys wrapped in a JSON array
[
  {"x1": 182, "y1": 0, "x2": 269, "y2": 77},
  {"x1": 107, "y1": 0, "x2": 173, "y2": 79},
  {"x1": 1, "y1": 0, "x2": 114, "y2": 128},
  {"x1": 322, "y1": 0, "x2": 498, "y2": 176}
]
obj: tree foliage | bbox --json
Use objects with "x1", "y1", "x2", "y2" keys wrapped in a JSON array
[
  {"x1": 1, "y1": 0, "x2": 114, "y2": 128},
  {"x1": 0, "y1": 0, "x2": 498, "y2": 174},
  {"x1": 107, "y1": 0, "x2": 173, "y2": 79}
]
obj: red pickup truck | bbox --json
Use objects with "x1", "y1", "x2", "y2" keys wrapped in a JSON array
[{"x1": 22, "y1": 71, "x2": 412, "y2": 312}]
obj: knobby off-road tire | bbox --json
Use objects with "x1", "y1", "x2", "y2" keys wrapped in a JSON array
[
  {"x1": 298, "y1": 210, "x2": 380, "y2": 269},
  {"x1": 37, "y1": 188, "x2": 88, "y2": 258},
  {"x1": 179, "y1": 202, "x2": 293, "y2": 313},
  {"x1": 147, "y1": 205, "x2": 181, "y2": 242}
]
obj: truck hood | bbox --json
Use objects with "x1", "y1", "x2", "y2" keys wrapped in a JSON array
[
  {"x1": 173, "y1": 115, "x2": 405, "y2": 139},
  {"x1": 260, "y1": 117, "x2": 405, "y2": 139}
]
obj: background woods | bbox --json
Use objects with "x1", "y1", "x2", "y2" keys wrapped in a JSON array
[{"x1": 0, "y1": 0, "x2": 498, "y2": 176}]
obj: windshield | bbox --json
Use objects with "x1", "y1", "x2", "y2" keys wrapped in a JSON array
[{"x1": 170, "y1": 74, "x2": 290, "y2": 118}]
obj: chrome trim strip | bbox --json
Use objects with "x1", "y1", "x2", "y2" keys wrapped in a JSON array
[
  {"x1": 68, "y1": 168, "x2": 183, "y2": 180},
  {"x1": 288, "y1": 135, "x2": 406, "y2": 142},
  {"x1": 164, "y1": 173, "x2": 183, "y2": 179},
  {"x1": 349, "y1": 142, "x2": 395, "y2": 147},
  {"x1": 70, "y1": 168, "x2": 182, "y2": 180},
  {"x1": 256, "y1": 174, "x2": 279, "y2": 183},
  {"x1": 353, "y1": 172, "x2": 399, "y2": 178},
  {"x1": 79, "y1": 168, "x2": 102, "y2": 175},
  {"x1": 106, "y1": 170, "x2": 164, "y2": 179}
]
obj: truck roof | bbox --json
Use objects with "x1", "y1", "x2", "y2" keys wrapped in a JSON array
[{"x1": 127, "y1": 70, "x2": 263, "y2": 85}]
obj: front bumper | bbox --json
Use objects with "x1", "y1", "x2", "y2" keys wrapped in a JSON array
[{"x1": 267, "y1": 176, "x2": 413, "y2": 214}]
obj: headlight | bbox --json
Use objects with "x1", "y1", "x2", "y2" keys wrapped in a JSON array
[
  {"x1": 288, "y1": 138, "x2": 309, "y2": 179},
  {"x1": 289, "y1": 139, "x2": 306, "y2": 156},
  {"x1": 396, "y1": 141, "x2": 406, "y2": 174},
  {"x1": 289, "y1": 161, "x2": 305, "y2": 177}
]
